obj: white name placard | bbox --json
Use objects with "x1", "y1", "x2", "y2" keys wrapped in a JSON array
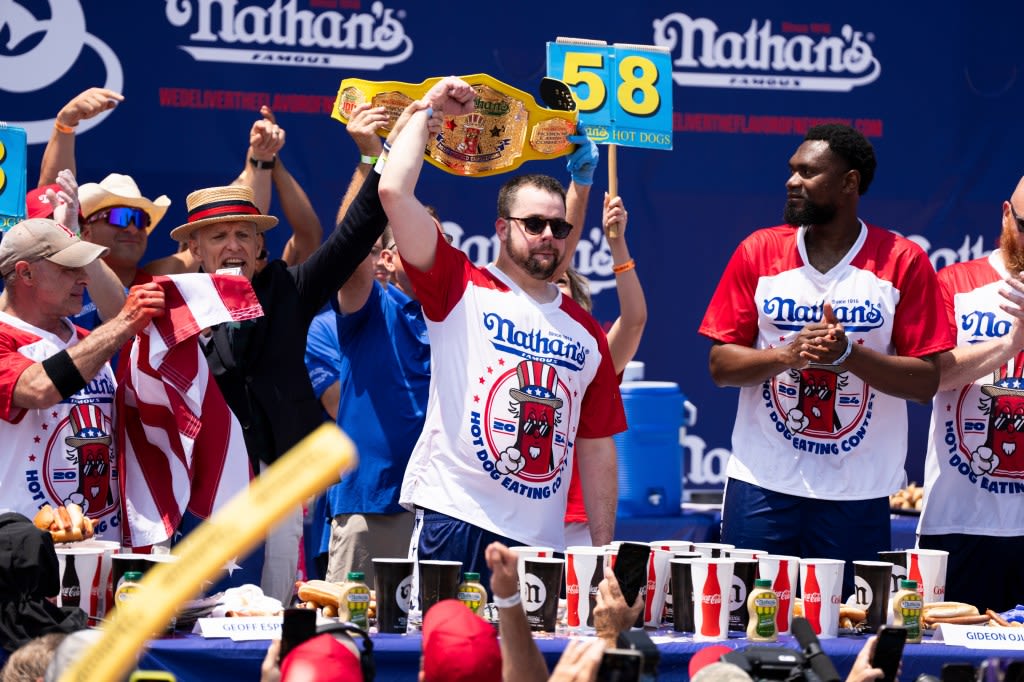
[
  {"x1": 193, "y1": 617, "x2": 282, "y2": 640},
  {"x1": 933, "y1": 624, "x2": 1024, "y2": 650}
]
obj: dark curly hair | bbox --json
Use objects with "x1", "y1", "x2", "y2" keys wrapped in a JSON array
[{"x1": 804, "y1": 124, "x2": 877, "y2": 195}]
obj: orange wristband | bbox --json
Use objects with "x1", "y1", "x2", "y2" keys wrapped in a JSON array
[
  {"x1": 54, "y1": 120, "x2": 76, "y2": 134},
  {"x1": 612, "y1": 258, "x2": 636, "y2": 274}
]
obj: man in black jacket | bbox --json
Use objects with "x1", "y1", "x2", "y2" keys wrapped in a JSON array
[{"x1": 167, "y1": 116, "x2": 405, "y2": 601}]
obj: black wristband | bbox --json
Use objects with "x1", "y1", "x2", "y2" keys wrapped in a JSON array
[
  {"x1": 42, "y1": 350, "x2": 88, "y2": 400},
  {"x1": 249, "y1": 155, "x2": 276, "y2": 169}
]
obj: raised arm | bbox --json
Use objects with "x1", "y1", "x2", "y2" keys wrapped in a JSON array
[
  {"x1": 485, "y1": 542, "x2": 550, "y2": 682},
  {"x1": 233, "y1": 112, "x2": 285, "y2": 214},
  {"x1": 12, "y1": 283, "x2": 164, "y2": 409},
  {"x1": 379, "y1": 77, "x2": 475, "y2": 272},
  {"x1": 335, "y1": 103, "x2": 390, "y2": 313},
  {"x1": 603, "y1": 194, "x2": 646, "y2": 374},
  {"x1": 557, "y1": 128, "x2": 599, "y2": 280},
  {"x1": 937, "y1": 275, "x2": 1024, "y2": 390},
  {"x1": 39, "y1": 88, "x2": 123, "y2": 186}
]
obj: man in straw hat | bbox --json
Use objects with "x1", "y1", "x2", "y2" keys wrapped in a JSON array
[
  {"x1": 73, "y1": 173, "x2": 170, "y2": 330},
  {"x1": 0, "y1": 218, "x2": 164, "y2": 538},
  {"x1": 379, "y1": 77, "x2": 626, "y2": 586},
  {"x1": 167, "y1": 99, "x2": 438, "y2": 603},
  {"x1": 918, "y1": 177, "x2": 1024, "y2": 612}
]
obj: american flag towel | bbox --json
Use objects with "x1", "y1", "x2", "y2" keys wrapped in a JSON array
[{"x1": 117, "y1": 274, "x2": 264, "y2": 547}]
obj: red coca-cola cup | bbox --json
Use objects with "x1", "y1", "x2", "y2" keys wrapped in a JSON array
[{"x1": 690, "y1": 557, "x2": 734, "y2": 641}]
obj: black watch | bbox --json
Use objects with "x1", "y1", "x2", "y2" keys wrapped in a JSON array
[{"x1": 249, "y1": 155, "x2": 276, "y2": 169}]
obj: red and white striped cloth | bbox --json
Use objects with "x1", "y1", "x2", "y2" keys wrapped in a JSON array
[{"x1": 117, "y1": 274, "x2": 264, "y2": 547}]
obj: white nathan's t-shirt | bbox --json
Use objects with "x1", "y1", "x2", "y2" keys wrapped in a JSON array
[
  {"x1": 0, "y1": 311, "x2": 120, "y2": 539},
  {"x1": 399, "y1": 239, "x2": 626, "y2": 549},
  {"x1": 699, "y1": 222, "x2": 953, "y2": 499},
  {"x1": 920, "y1": 250, "x2": 1024, "y2": 535}
]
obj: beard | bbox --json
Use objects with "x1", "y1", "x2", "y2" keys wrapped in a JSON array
[
  {"x1": 784, "y1": 196, "x2": 838, "y2": 227},
  {"x1": 504, "y1": 231, "x2": 561, "y2": 280},
  {"x1": 999, "y1": 221, "x2": 1024, "y2": 274}
]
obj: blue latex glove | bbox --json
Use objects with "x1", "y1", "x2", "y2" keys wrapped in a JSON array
[{"x1": 566, "y1": 128, "x2": 599, "y2": 186}]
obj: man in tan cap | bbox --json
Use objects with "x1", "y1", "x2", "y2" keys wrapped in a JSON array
[
  {"x1": 0, "y1": 219, "x2": 164, "y2": 537},
  {"x1": 73, "y1": 173, "x2": 170, "y2": 330}
]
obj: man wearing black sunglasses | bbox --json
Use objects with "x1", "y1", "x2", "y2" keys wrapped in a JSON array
[
  {"x1": 917, "y1": 177, "x2": 1024, "y2": 612},
  {"x1": 378, "y1": 77, "x2": 626, "y2": 586}
]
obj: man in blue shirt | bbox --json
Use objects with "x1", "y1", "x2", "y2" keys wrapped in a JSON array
[{"x1": 305, "y1": 223, "x2": 430, "y2": 585}]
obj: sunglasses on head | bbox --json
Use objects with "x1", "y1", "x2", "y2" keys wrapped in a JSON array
[
  {"x1": 506, "y1": 216, "x2": 573, "y2": 239},
  {"x1": 1010, "y1": 202, "x2": 1024, "y2": 233},
  {"x1": 86, "y1": 206, "x2": 151, "y2": 230}
]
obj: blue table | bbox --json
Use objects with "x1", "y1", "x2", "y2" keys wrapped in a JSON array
[{"x1": 138, "y1": 630, "x2": 1020, "y2": 681}]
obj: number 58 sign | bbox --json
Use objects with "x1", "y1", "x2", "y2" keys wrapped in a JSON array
[{"x1": 546, "y1": 39, "x2": 673, "y2": 151}]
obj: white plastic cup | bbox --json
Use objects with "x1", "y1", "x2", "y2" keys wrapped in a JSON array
[
  {"x1": 690, "y1": 558, "x2": 734, "y2": 641},
  {"x1": 906, "y1": 548, "x2": 948, "y2": 604},
  {"x1": 799, "y1": 558, "x2": 845, "y2": 639},
  {"x1": 757, "y1": 554, "x2": 800, "y2": 635}
]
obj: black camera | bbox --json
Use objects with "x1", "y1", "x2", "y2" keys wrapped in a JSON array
[{"x1": 721, "y1": 646, "x2": 807, "y2": 680}]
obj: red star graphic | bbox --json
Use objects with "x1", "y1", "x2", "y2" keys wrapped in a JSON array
[
  {"x1": 946, "y1": 404, "x2": 952, "y2": 412},
  {"x1": 445, "y1": 119, "x2": 456, "y2": 131},
  {"x1": 856, "y1": 338, "x2": 865, "y2": 344},
  {"x1": 28, "y1": 454, "x2": 36, "y2": 462},
  {"x1": 33, "y1": 436, "x2": 41, "y2": 443},
  {"x1": 41, "y1": 423, "x2": 48, "y2": 431},
  {"x1": 573, "y1": 390, "x2": 578, "y2": 397},
  {"x1": 486, "y1": 367, "x2": 493, "y2": 374},
  {"x1": 51, "y1": 411, "x2": 58, "y2": 419},
  {"x1": 498, "y1": 359, "x2": 505, "y2": 366},
  {"x1": 479, "y1": 377, "x2": 485, "y2": 384},
  {"x1": 779, "y1": 336, "x2": 785, "y2": 342},
  {"x1": 473, "y1": 395, "x2": 480, "y2": 403}
]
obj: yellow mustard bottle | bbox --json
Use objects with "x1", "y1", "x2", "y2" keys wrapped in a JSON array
[
  {"x1": 338, "y1": 571, "x2": 371, "y2": 629},
  {"x1": 746, "y1": 578, "x2": 779, "y2": 642},
  {"x1": 457, "y1": 572, "x2": 487, "y2": 616},
  {"x1": 113, "y1": 570, "x2": 143, "y2": 610},
  {"x1": 892, "y1": 579, "x2": 923, "y2": 643}
]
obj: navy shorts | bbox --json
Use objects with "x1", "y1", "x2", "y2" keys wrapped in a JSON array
[
  {"x1": 414, "y1": 508, "x2": 523, "y2": 589},
  {"x1": 920, "y1": 533, "x2": 1024, "y2": 612},
  {"x1": 721, "y1": 478, "x2": 890, "y2": 598}
]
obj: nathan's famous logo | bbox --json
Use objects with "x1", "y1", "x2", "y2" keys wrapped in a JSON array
[
  {"x1": 164, "y1": 0, "x2": 413, "y2": 70},
  {"x1": 949, "y1": 368, "x2": 1024, "y2": 483},
  {"x1": 652, "y1": 13, "x2": 880, "y2": 92},
  {"x1": 0, "y1": 0, "x2": 123, "y2": 144},
  {"x1": 469, "y1": 360, "x2": 573, "y2": 500},
  {"x1": 767, "y1": 366, "x2": 872, "y2": 454},
  {"x1": 960, "y1": 310, "x2": 1012, "y2": 344},
  {"x1": 762, "y1": 297, "x2": 884, "y2": 333},
  {"x1": 482, "y1": 312, "x2": 588, "y2": 371},
  {"x1": 31, "y1": 402, "x2": 119, "y2": 519}
]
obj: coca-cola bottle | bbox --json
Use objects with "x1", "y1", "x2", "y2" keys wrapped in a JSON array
[
  {"x1": 908, "y1": 554, "x2": 924, "y2": 599},
  {"x1": 803, "y1": 564, "x2": 822, "y2": 633},
  {"x1": 700, "y1": 563, "x2": 722, "y2": 637},
  {"x1": 773, "y1": 560, "x2": 792, "y2": 633},
  {"x1": 61, "y1": 554, "x2": 82, "y2": 609},
  {"x1": 567, "y1": 555, "x2": 581, "y2": 628}
]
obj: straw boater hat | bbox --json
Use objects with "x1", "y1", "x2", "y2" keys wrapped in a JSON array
[
  {"x1": 78, "y1": 173, "x2": 171, "y2": 234},
  {"x1": 169, "y1": 185, "x2": 278, "y2": 242}
]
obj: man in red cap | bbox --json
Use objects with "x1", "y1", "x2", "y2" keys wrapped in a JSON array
[
  {"x1": 420, "y1": 599, "x2": 501, "y2": 682},
  {"x1": 0, "y1": 218, "x2": 164, "y2": 538}
]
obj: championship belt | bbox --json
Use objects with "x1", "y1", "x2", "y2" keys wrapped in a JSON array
[{"x1": 332, "y1": 74, "x2": 578, "y2": 177}]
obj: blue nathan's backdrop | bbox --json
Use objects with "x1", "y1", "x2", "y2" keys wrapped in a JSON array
[{"x1": 3, "y1": 0, "x2": 1021, "y2": 498}]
